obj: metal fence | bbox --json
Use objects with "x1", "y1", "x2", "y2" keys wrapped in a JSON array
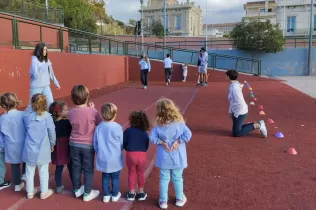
[{"x1": 0, "y1": 0, "x2": 64, "y2": 25}]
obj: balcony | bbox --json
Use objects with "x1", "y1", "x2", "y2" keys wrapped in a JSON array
[
  {"x1": 277, "y1": 0, "x2": 312, "y2": 6},
  {"x1": 244, "y1": 11, "x2": 276, "y2": 18}
]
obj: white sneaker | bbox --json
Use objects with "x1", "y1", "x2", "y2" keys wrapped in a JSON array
[
  {"x1": 83, "y1": 189, "x2": 100, "y2": 202},
  {"x1": 144, "y1": 86, "x2": 147, "y2": 89},
  {"x1": 168, "y1": 79, "x2": 170, "y2": 83},
  {"x1": 166, "y1": 82, "x2": 169, "y2": 86},
  {"x1": 111, "y1": 192, "x2": 121, "y2": 202},
  {"x1": 21, "y1": 174, "x2": 26, "y2": 181},
  {"x1": 258, "y1": 120, "x2": 268, "y2": 138},
  {"x1": 40, "y1": 189, "x2": 54, "y2": 199},
  {"x1": 14, "y1": 182, "x2": 24, "y2": 192},
  {"x1": 27, "y1": 188, "x2": 38, "y2": 199},
  {"x1": 175, "y1": 195, "x2": 187, "y2": 207},
  {"x1": 74, "y1": 185, "x2": 84, "y2": 198},
  {"x1": 159, "y1": 200, "x2": 168, "y2": 209},
  {"x1": 103, "y1": 195, "x2": 111, "y2": 203}
]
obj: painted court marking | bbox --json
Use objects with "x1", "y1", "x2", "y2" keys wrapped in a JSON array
[{"x1": 6, "y1": 88, "x2": 177, "y2": 210}]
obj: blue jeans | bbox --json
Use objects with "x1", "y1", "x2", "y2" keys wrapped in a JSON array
[
  {"x1": 25, "y1": 86, "x2": 54, "y2": 112},
  {"x1": 0, "y1": 152, "x2": 5, "y2": 184},
  {"x1": 159, "y1": 169, "x2": 184, "y2": 202},
  {"x1": 102, "y1": 171, "x2": 120, "y2": 196},
  {"x1": 232, "y1": 113, "x2": 255, "y2": 137}
]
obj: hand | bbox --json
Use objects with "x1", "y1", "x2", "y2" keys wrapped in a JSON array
[
  {"x1": 159, "y1": 140, "x2": 170, "y2": 152},
  {"x1": 89, "y1": 102, "x2": 95, "y2": 108},
  {"x1": 170, "y1": 140, "x2": 180, "y2": 151},
  {"x1": 51, "y1": 147, "x2": 54, "y2": 152},
  {"x1": 57, "y1": 86, "x2": 61, "y2": 90}
]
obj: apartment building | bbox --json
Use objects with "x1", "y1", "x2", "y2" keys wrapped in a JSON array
[
  {"x1": 243, "y1": 0, "x2": 277, "y2": 24},
  {"x1": 202, "y1": 23, "x2": 239, "y2": 36}
]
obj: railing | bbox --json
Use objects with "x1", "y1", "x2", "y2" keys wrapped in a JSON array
[
  {"x1": 0, "y1": 12, "x2": 262, "y2": 76},
  {"x1": 0, "y1": 0, "x2": 64, "y2": 25}
]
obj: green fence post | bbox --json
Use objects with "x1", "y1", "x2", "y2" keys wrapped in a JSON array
[
  {"x1": 58, "y1": 28, "x2": 63, "y2": 51},
  {"x1": 108, "y1": 39, "x2": 111, "y2": 54},
  {"x1": 88, "y1": 35, "x2": 92, "y2": 54},
  {"x1": 40, "y1": 25, "x2": 42, "y2": 43},
  {"x1": 212, "y1": 54, "x2": 215, "y2": 70},
  {"x1": 214, "y1": 55, "x2": 217, "y2": 69},
  {"x1": 11, "y1": 18, "x2": 16, "y2": 48},
  {"x1": 99, "y1": 38, "x2": 102, "y2": 53},
  {"x1": 117, "y1": 42, "x2": 119, "y2": 54},
  {"x1": 15, "y1": 20, "x2": 19, "y2": 49}
]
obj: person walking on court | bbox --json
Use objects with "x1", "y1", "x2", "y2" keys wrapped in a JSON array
[
  {"x1": 197, "y1": 47, "x2": 208, "y2": 86},
  {"x1": 139, "y1": 53, "x2": 151, "y2": 89},
  {"x1": 163, "y1": 54, "x2": 173, "y2": 86}
]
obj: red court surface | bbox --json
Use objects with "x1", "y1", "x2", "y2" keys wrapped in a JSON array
[{"x1": 2, "y1": 75, "x2": 316, "y2": 210}]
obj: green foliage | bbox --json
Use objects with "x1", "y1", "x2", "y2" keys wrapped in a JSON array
[
  {"x1": 223, "y1": 34, "x2": 230, "y2": 38},
  {"x1": 151, "y1": 21, "x2": 164, "y2": 39},
  {"x1": 230, "y1": 20, "x2": 286, "y2": 53}
]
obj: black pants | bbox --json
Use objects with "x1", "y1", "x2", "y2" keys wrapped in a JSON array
[
  {"x1": 70, "y1": 146, "x2": 94, "y2": 194},
  {"x1": 11, "y1": 163, "x2": 23, "y2": 185},
  {"x1": 164, "y1": 68, "x2": 172, "y2": 83},
  {"x1": 22, "y1": 162, "x2": 26, "y2": 174},
  {"x1": 55, "y1": 162, "x2": 73, "y2": 187},
  {"x1": 232, "y1": 113, "x2": 255, "y2": 137},
  {"x1": 140, "y1": 69, "x2": 149, "y2": 86}
]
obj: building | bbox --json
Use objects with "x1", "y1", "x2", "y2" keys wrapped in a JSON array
[
  {"x1": 243, "y1": 0, "x2": 277, "y2": 24},
  {"x1": 140, "y1": 0, "x2": 202, "y2": 36},
  {"x1": 202, "y1": 23, "x2": 239, "y2": 36},
  {"x1": 276, "y1": 0, "x2": 316, "y2": 36}
]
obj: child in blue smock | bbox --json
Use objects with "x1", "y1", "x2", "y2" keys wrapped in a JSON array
[
  {"x1": 0, "y1": 115, "x2": 11, "y2": 191},
  {"x1": 149, "y1": 98, "x2": 192, "y2": 209},
  {"x1": 93, "y1": 103, "x2": 123, "y2": 203},
  {"x1": 22, "y1": 93, "x2": 56, "y2": 200},
  {"x1": 0, "y1": 92, "x2": 25, "y2": 192}
]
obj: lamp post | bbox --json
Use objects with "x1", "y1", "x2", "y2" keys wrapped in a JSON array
[
  {"x1": 140, "y1": 0, "x2": 144, "y2": 52},
  {"x1": 307, "y1": 0, "x2": 313, "y2": 75},
  {"x1": 163, "y1": 0, "x2": 166, "y2": 57},
  {"x1": 45, "y1": 0, "x2": 48, "y2": 22},
  {"x1": 205, "y1": 0, "x2": 208, "y2": 50}
]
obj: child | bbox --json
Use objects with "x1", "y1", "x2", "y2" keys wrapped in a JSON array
[
  {"x1": 196, "y1": 50, "x2": 202, "y2": 84},
  {"x1": 123, "y1": 111, "x2": 149, "y2": 201},
  {"x1": 0, "y1": 115, "x2": 11, "y2": 191},
  {"x1": 182, "y1": 63, "x2": 188, "y2": 82},
  {"x1": 149, "y1": 98, "x2": 192, "y2": 209},
  {"x1": 22, "y1": 93, "x2": 56, "y2": 199},
  {"x1": 139, "y1": 53, "x2": 151, "y2": 89},
  {"x1": 68, "y1": 84, "x2": 102, "y2": 202},
  {"x1": 0, "y1": 92, "x2": 25, "y2": 192},
  {"x1": 93, "y1": 103, "x2": 123, "y2": 203},
  {"x1": 163, "y1": 54, "x2": 173, "y2": 86},
  {"x1": 49, "y1": 101, "x2": 72, "y2": 194},
  {"x1": 226, "y1": 70, "x2": 267, "y2": 138}
]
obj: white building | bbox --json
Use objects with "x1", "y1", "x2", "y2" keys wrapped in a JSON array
[
  {"x1": 276, "y1": 0, "x2": 316, "y2": 36},
  {"x1": 202, "y1": 23, "x2": 238, "y2": 36},
  {"x1": 243, "y1": 0, "x2": 277, "y2": 24}
]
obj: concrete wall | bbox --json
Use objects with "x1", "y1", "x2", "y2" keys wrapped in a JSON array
[{"x1": 0, "y1": 49, "x2": 128, "y2": 105}]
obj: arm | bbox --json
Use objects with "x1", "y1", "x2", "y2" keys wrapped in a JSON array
[
  {"x1": 93, "y1": 129, "x2": 98, "y2": 152},
  {"x1": 138, "y1": 60, "x2": 143, "y2": 65},
  {"x1": 0, "y1": 118, "x2": 4, "y2": 152},
  {"x1": 30, "y1": 57, "x2": 39, "y2": 79},
  {"x1": 148, "y1": 59, "x2": 151, "y2": 72},
  {"x1": 119, "y1": 126, "x2": 123, "y2": 150},
  {"x1": 178, "y1": 123, "x2": 192, "y2": 144},
  {"x1": 95, "y1": 110, "x2": 102, "y2": 126},
  {"x1": 149, "y1": 127, "x2": 161, "y2": 144},
  {"x1": 123, "y1": 130, "x2": 128, "y2": 150},
  {"x1": 47, "y1": 116, "x2": 56, "y2": 147},
  {"x1": 48, "y1": 60, "x2": 60, "y2": 88},
  {"x1": 145, "y1": 133, "x2": 149, "y2": 151}
]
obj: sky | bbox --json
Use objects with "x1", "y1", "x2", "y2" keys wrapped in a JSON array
[{"x1": 104, "y1": 0, "x2": 259, "y2": 24}]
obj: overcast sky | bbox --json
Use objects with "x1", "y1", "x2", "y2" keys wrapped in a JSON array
[{"x1": 105, "y1": 0, "x2": 259, "y2": 24}]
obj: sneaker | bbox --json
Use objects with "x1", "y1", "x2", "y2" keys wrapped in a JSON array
[
  {"x1": 166, "y1": 82, "x2": 169, "y2": 86},
  {"x1": 182, "y1": 80, "x2": 186, "y2": 82},
  {"x1": 40, "y1": 189, "x2": 54, "y2": 199},
  {"x1": 27, "y1": 188, "x2": 38, "y2": 199},
  {"x1": 175, "y1": 195, "x2": 187, "y2": 207},
  {"x1": 137, "y1": 192, "x2": 147, "y2": 201},
  {"x1": 56, "y1": 185, "x2": 64, "y2": 194},
  {"x1": 0, "y1": 181, "x2": 11, "y2": 190},
  {"x1": 168, "y1": 79, "x2": 170, "y2": 84},
  {"x1": 159, "y1": 200, "x2": 168, "y2": 209},
  {"x1": 258, "y1": 120, "x2": 268, "y2": 138},
  {"x1": 21, "y1": 174, "x2": 26, "y2": 181},
  {"x1": 111, "y1": 192, "x2": 121, "y2": 202},
  {"x1": 14, "y1": 182, "x2": 25, "y2": 192},
  {"x1": 144, "y1": 86, "x2": 147, "y2": 89},
  {"x1": 202, "y1": 82, "x2": 208, "y2": 86},
  {"x1": 103, "y1": 195, "x2": 111, "y2": 203},
  {"x1": 127, "y1": 192, "x2": 136, "y2": 201},
  {"x1": 83, "y1": 189, "x2": 100, "y2": 202},
  {"x1": 74, "y1": 185, "x2": 84, "y2": 198}
]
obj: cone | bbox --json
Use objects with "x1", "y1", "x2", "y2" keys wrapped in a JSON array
[
  {"x1": 253, "y1": 98, "x2": 257, "y2": 101},
  {"x1": 250, "y1": 94, "x2": 254, "y2": 98},
  {"x1": 259, "y1": 110, "x2": 265, "y2": 115},
  {"x1": 250, "y1": 101, "x2": 255, "y2": 105},
  {"x1": 249, "y1": 88, "x2": 253, "y2": 90},
  {"x1": 274, "y1": 132, "x2": 284, "y2": 138},
  {"x1": 258, "y1": 105, "x2": 263, "y2": 109},
  {"x1": 287, "y1": 147, "x2": 297, "y2": 155},
  {"x1": 266, "y1": 118, "x2": 274, "y2": 123}
]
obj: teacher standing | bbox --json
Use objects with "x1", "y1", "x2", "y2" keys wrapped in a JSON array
[
  {"x1": 26, "y1": 43, "x2": 60, "y2": 112},
  {"x1": 139, "y1": 53, "x2": 151, "y2": 89}
]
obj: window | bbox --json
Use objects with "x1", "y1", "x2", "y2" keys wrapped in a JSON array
[
  {"x1": 175, "y1": 15, "x2": 181, "y2": 30},
  {"x1": 148, "y1": 17, "x2": 154, "y2": 27},
  {"x1": 268, "y1": 8, "x2": 272, "y2": 12},
  {"x1": 260, "y1": 9, "x2": 265, "y2": 13},
  {"x1": 314, "y1": 15, "x2": 316, "y2": 31},
  {"x1": 161, "y1": 15, "x2": 169, "y2": 29},
  {"x1": 287, "y1": 16, "x2": 296, "y2": 32}
]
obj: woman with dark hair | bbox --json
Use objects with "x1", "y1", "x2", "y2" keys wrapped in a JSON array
[
  {"x1": 25, "y1": 43, "x2": 60, "y2": 112},
  {"x1": 138, "y1": 53, "x2": 151, "y2": 89}
]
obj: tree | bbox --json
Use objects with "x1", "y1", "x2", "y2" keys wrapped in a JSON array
[
  {"x1": 151, "y1": 21, "x2": 164, "y2": 39},
  {"x1": 230, "y1": 20, "x2": 285, "y2": 53}
]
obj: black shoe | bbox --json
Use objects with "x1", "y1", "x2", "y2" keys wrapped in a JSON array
[
  {"x1": 0, "y1": 181, "x2": 11, "y2": 190},
  {"x1": 127, "y1": 192, "x2": 136, "y2": 201},
  {"x1": 137, "y1": 192, "x2": 147, "y2": 201}
]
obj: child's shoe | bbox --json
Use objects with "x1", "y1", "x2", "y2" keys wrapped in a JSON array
[
  {"x1": 14, "y1": 182, "x2": 24, "y2": 192},
  {"x1": 111, "y1": 192, "x2": 121, "y2": 202},
  {"x1": 74, "y1": 185, "x2": 84, "y2": 198},
  {"x1": 83, "y1": 189, "x2": 100, "y2": 202},
  {"x1": 103, "y1": 195, "x2": 111, "y2": 203},
  {"x1": 27, "y1": 188, "x2": 38, "y2": 199},
  {"x1": 175, "y1": 195, "x2": 187, "y2": 207},
  {"x1": 127, "y1": 192, "x2": 136, "y2": 201},
  {"x1": 137, "y1": 192, "x2": 147, "y2": 201},
  {"x1": 0, "y1": 180, "x2": 11, "y2": 190},
  {"x1": 21, "y1": 174, "x2": 26, "y2": 181},
  {"x1": 258, "y1": 120, "x2": 268, "y2": 138},
  {"x1": 56, "y1": 185, "x2": 64, "y2": 194},
  {"x1": 159, "y1": 200, "x2": 168, "y2": 209},
  {"x1": 40, "y1": 189, "x2": 54, "y2": 199}
]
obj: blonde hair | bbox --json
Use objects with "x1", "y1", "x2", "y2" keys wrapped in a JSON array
[
  {"x1": 0, "y1": 92, "x2": 21, "y2": 111},
  {"x1": 155, "y1": 98, "x2": 184, "y2": 126},
  {"x1": 31, "y1": 93, "x2": 47, "y2": 116},
  {"x1": 101, "y1": 103, "x2": 117, "y2": 121}
]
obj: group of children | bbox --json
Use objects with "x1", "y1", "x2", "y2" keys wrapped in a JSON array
[{"x1": 0, "y1": 84, "x2": 192, "y2": 209}]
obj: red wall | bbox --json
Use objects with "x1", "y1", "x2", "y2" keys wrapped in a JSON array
[{"x1": 0, "y1": 49, "x2": 128, "y2": 106}]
